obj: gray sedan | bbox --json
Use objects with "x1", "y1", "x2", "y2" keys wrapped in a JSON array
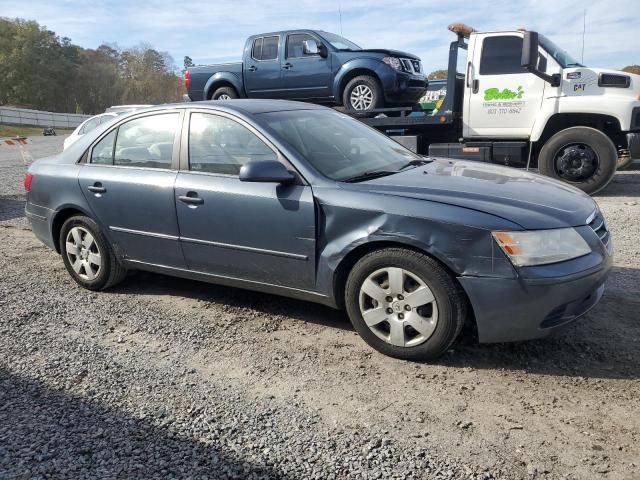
[{"x1": 24, "y1": 100, "x2": 612, "y2": 360}]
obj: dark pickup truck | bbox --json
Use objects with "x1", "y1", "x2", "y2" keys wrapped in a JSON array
[{"x1": 184, "y1": 30, "x2": 428, "y2": 111}]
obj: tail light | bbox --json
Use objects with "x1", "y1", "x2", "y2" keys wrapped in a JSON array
[
  {"x1": 24, "y1": 172, "x2": 33, "y2": 192},
  {"x1": 184, "y1": 70, "x2": 191, "y2": 90}
]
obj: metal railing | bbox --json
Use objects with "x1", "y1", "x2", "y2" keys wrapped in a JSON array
[{"x1": 0, "y1": 106, "x2": 90, "y2": 128}]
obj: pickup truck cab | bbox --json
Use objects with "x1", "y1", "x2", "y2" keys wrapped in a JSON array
[{"x1": 185, "y1": 30, "x2": 428, "y2": 111}]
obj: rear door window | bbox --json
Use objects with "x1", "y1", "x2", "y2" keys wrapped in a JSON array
[
  {"x1": 251, "y1": 37, "x2": 263, "y2": 60},
  {"x1": 260, "y1": 36, "x2": 279, "y2": 60},
  {"x1": 112, "y1": 113, "x2": 180, "y2": 169},
  {"x1": 90, "y1": 130, "x2": 116, "y2": 165}
]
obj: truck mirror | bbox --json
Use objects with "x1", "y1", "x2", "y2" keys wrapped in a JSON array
[
  {"x1": 521, "y1": 31, "x2": 539, "y2": 71},
  {"x1": 303, "y1": 40, "x2": 320, "y2": 55}
]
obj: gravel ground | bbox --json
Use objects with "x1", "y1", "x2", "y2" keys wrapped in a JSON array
[{"x1": 0, "y1": 135, "x2": 638, "y2": 479}]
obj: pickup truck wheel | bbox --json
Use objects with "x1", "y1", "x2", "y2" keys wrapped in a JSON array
[
  {"x1": 211, "y1": 86, "x2": 238, "y2": 100},
  {"x1": 343, "y1": 75, "x2": 382, "y2": 112},
  {"x1": 537, "y1": 126, "x2": 617, "y2": 195},
  {"x1": 344, "y1": 248, "x2": 466, "y2": 361}
]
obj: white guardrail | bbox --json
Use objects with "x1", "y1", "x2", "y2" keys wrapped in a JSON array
[{"x1": 0, "y1": 106, "x2": 91, "y2": 128}]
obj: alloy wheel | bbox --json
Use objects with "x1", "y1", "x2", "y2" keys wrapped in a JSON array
[
  {"x1": 358, "y1": 267, "x2": 438, "y2": 347},
  {"x1": 65, "y1": 226, "x2": 102, "y2": 281},
  {"x1": 350, "y1": 85, "x2": 374, "y2": 110},
  {"x1": 217, "y1": 94, "x2": 232, "y2": 100}
]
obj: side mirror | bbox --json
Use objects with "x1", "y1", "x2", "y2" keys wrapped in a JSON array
[
  {"x1": 239, "y1": 160, "x2": 296, "y2": 184},
  {"x1": 521, "y1": 31, "x2": 539, "y2": 71},
  {"x1": 302, "y1": 39, "x2": 319, "y2": 55},
  {"x1": 521, "y1": 31, "x2": 561, "y2": 87}
]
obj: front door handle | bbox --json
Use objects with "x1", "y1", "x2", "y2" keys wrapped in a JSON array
[
  {"x1": 282, "y1": 62, "x2": 293, "y2": 70},
  {"x1": 87, "y1": 183, "x2": 106, "y2": 194},
  {"x1": 178, "y1": 192, "x2": 204, "y2": 206},
  {"x1": 248, "y1": 65, "x2": 257, "y2": 72},
  {"x1": 472, "y1": 79, "x2": 479, "y2": 94}
]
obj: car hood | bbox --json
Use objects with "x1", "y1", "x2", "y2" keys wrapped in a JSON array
[
  {"x1": 353, "y1": 48, "x2": 420, "y2": 60},
  {"x1": 342, "y1": 159, "x2": 597, "y2": 230}
]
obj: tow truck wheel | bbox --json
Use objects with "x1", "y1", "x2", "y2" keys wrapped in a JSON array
[
  {"x1": 537, "y1": 126, "x2": 617, "y2": 195},
  {"x1": 343, "y1": 75, "x2": 382, "y2": 112},
  {"x1": 211, "y1": 86, "x2": 238, "y2": 100}
]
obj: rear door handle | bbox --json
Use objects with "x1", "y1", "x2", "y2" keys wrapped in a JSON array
[
  {"x1": 178, "y1": 193, "x2": 204, "y2": 205},
  {"x1": 282, "y1": 62, "x2": 293, "y2": 70},
  {"x1": 248, "y1": 65, "x2": 257, "y2": 72},
  {"x1": 87, "y1": 183, "x2": 106, "y2": 194}
]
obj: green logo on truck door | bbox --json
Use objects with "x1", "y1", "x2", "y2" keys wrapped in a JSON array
[{"x1": 483, "y1": 86, "x2": 524, "y2": 101}]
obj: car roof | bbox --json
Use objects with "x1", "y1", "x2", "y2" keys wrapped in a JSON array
[{"x1": 128, "y1": 99, "x2": 328, "y2": 116}]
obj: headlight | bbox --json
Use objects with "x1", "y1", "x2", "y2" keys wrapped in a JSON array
[
  {"x1": 383, "y1": 56, "x2": 402, "y2": 70},
  {"x1": 492, "y1": 228, "x2": 591, "y2": 266}
]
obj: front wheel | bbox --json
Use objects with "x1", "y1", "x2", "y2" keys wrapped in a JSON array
[
  {"x1": 344, "y1": 248, "x2": 467, "y2": 361},
  {"x1": 60, "y1": 215, "x2": 127, "y2": 291},
  {"x1": 537, "y1": 126, "x2": 617, "y2": 195},
  {"x1": 343, "y1": 75, "x2": 383, "y2": 112}
]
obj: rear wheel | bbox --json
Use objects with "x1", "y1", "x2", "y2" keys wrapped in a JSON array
[
  {"x1": 60, "y1": 215, "x2": 127, "y2": 291},
  {"x1": 343, "y1": 75, "x2": 383, "y2": 112},
  {"x1": 537, "y1": 126, "x2": 617, "y2": 195},
  {"x1": 344, "y1": 248, "x2": 466, "y2": 361},
  {"x1": 211, "y1": 86, "x2": 238, "y2": 100}
]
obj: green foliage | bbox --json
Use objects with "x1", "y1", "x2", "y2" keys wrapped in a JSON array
[
  {"x1": 428, "y1": 69, "x2": 448, "y2": 80},
  {"x1": 0, "y1": 18, "x2": 183, "y2": 114},
  {"x1": 183, "y1": 56, "x2": 194, "y2": 69},
  {"x1": 622, "y1": 65, "x2": 640, "y2": 75}
]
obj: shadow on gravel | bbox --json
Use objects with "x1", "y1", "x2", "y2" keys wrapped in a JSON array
[
  {"x1": 0, "y1": 197, "x2": 25, "y2": 222},
  {"x1": 599, "y1": 167, "x2": 640, "y2": 197},
  {"x1": 112, "y1": 271, "x2": 353, "y2": 331},
  {"x1": 0, "y1": 369, "x2": 281, "y2": 479}
]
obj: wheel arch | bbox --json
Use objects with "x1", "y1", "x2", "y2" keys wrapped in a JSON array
[
  {"x1": 532, "y1": 113, "x2": 623, "y2": 162},
  {"x1": 51, "y1": 206, "x2": 94, "y2": 253},
  {"x1": 333, "y1": 66, "x2": 382, "y2": 104},
  {"x1": 204, "y1": 73, "x2": 243, "y2": 100}
]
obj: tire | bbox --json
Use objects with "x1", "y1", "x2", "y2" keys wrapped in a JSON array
[
  {"x1": 537, "y1": 126, "x2": 617, "y2": 195},
  {"x1": 342, "y1": 75, "x2": 383, "y2": 112},
  {"x1": 344, "y1": 248, "x2": 466, "y2": 361},
  {"x1": 59, "y1": 215, "x2": 127, "y2": 291},
  {"x1": 617, "y1": 153, "x2": 633, "y2": 170},
  {"x1": 211, "y1": 86, "x2": 238, "y2": 100}
]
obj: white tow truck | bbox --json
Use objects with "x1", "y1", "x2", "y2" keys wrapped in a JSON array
[{"x1": 352, "y1": 23, "x2": 640, "y2": 194}]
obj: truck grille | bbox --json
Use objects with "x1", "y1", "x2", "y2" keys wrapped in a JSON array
[
  {"x1": 400, "y1": 58, "x2": 422, "y2": 75},
  {"x1": 587, "y1": 209, "x2": 611, "y2": 249}
]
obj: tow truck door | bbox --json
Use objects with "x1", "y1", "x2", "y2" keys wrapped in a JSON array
[{"x1": 464, "y1": 32, "x2": 546, "y2": 138}]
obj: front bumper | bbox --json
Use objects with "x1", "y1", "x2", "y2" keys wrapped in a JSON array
[
  {"x1": 376, "y1": 65, "x2": 427, "y2": 105},
  {"x1": 458, "y1": 226, "x2": 613, "y2": 344}
]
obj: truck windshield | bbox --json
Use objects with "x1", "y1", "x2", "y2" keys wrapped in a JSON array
[
  {"x1": 539, "y1": 34, "x2": 584, "y2": 68},
  {"x1": 259, "y1": 109, "x2": 420, "y2": 181},
  {"x1": 319, "y1": 32, "x2": 361, "y2": 51}
]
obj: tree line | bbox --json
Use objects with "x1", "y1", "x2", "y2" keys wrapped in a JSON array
[{"x1": 0, "y1": 18, "x2": 184, "y2": 115}]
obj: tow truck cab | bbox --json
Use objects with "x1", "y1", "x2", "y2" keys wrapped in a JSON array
[{"x1": 357, "y1": 24, "x2": 640, "y2": 194}]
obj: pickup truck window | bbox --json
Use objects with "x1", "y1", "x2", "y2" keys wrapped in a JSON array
[
  {"x1": 188, "y1": 112, "x2": 277, "y2": 175},
  {"x1": 479, "y1": 36, "x2": 523, "y2": 75},
  {"x1": 286, "y1": 34, "x2": 317, "y2": 58},
  {"x1": 252, "y1": 35, "x2": 279, "y2": 61}
]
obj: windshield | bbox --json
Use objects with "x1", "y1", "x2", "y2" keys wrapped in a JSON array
[
  {"x1": 318, "y1": 31, "x2": 361, "y2": 51},
  {"x1": 259, "y1": 110, "x2": 421, "y2": 181},
  {"x1": 539, "y1": 34, "x2": 584, "y2": 68}
]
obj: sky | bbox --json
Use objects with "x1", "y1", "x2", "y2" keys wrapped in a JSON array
[{"x1": 1, "y1": 0, "x2": 638, "y2": 71}]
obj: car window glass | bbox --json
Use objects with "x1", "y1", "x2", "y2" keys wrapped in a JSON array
[
  {"x1": 479, "y1": 36, "x2": 524, "y2": 75},
  {"x1": 252, "y1": 37, "x2": 263, "y2": 60},
  {"x1": 113, "y1": 113, "x2": 179, "y2": 169},
  {"x1": 80, "y1": 117, "x2": 101, "y2": 135},
  {"x1": 90, "y1": 130, "x2": 116, "y2": 165},
  {"x1": 189, "y1": 112, "x2": 277, "y2": 175},
  {"x1": 287, "y1": 34, "x2": 316, "y2": 58},
  {"x1": 261, "y1": 36, "x2": 279, "y2": 60}
]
